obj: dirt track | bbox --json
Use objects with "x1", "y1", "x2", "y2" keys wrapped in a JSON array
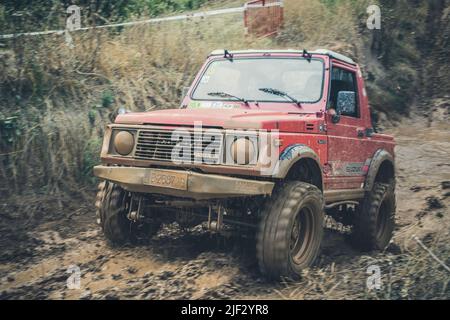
[{"x1": 1, "y1": 107, "x2": 449, "y2": 300}]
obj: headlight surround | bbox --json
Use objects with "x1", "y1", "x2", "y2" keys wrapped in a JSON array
[
  {"x1": 114, "y1": 130, "x2": 135, "y2": 156},
  {"x1": 230, "y1": 137, "x2": 257, "y2": 165}
]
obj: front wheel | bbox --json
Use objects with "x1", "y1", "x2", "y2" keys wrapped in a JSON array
[
  {"x1": 95, "y1": 182, "x2": 161, "y2": 246},
  {"x1": 256, "y1": 181, "x2": 324, "y2": 280}
]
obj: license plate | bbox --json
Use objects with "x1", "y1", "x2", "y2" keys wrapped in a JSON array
[{"x1": 145, "y1": 170, "x2": 188, "y2": 190}]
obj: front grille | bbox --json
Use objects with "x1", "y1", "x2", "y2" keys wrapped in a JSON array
[{"x1": 134, "y1": 129, "x2": 223, "y2": 164}]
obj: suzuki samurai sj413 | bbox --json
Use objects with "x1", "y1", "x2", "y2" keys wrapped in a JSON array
[{"x1": 94, "y1": 49, "x2": 396, "y2": 279}]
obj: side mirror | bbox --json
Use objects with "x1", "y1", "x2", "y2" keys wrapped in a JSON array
[
  {"x1": 331, "y1": 113, "x2": 341, "y2": 124},
  {"x1": 336, "y1": 91, "x2": 356, "y2": 116},
  {"x1": 327, "y1": 101, "x2": 341, "y2": 124}
]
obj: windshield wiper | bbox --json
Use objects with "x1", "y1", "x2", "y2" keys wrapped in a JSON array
[
  {"x1": 259, "y1": 88, "x2": 302, "y2": 108},
  {"x1": 207, "y1": 92, "x2": 249, "y2": 106}
]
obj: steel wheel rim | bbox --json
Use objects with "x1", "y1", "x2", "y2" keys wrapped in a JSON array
[{"x1": 290, "y1": 205, "x2": 315, "y2": 265}]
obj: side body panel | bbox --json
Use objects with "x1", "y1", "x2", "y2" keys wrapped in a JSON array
[{"x1": 324, "y1": 59, "x2": 395, "y2": 190}]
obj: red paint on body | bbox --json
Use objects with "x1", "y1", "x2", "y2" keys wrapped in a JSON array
[{"x1": 114, "y1": 51, "x2": 395, "y2": 191}]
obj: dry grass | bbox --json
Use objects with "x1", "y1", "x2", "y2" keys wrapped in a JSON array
[
  {"x1": 276, "y1": 229, "x2": 450, "y2": 300},
  {"x1": 279, "y1": 0, "x2": 374, "y2": 49}
]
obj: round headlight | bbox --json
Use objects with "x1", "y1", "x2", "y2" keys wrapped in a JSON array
[
  {"x1": 231, "y1": 138, "x2": 255, "y2": 165},
  {"x1": 114, "y1": 131, "x2": 134, "y2": 155}
]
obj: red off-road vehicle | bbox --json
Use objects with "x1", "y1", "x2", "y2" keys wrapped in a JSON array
[{"x1": 94, "y1": 49, "x2": 396, "y2": 279}]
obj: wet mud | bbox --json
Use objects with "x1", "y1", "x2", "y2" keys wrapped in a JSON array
[{"x1": 1, "y1": 111, "x2": 449, "y2": 300}]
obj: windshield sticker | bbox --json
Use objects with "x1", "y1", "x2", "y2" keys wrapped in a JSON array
[
  {"x1": 223, "y1": 104, "x2": 237, "y2": 109},
  {"x1": 188, "y1": 101, "x2": 214, "y2": 109},
  {"x1": 188, "y1": 101, "x2": 238, "y2": 109},
  {"x1": 211, "y1": 101, "x2": 224, "y2": 108},
  {"x1": 188, "y1": 101, "x2": 202, "y2": 109}
]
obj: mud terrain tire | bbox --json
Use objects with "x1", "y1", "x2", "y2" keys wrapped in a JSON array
[
  {"x1": 257, "y1": 181, "x2": 324, "y2": 280},
  {"x1": 350, "y1": 182, "x2": 396, "y2": 251},
  {"x1": 95, "y1": 182, "x2": 161, "y2": 245}
]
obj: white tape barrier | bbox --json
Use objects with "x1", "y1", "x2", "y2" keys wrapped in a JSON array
[
  {"x1": 412, "y1": 235, "x2": 450, "y2": 273},
  {"x1": 0, "y1": 2, "x2": 284, "y2": 40},
  {"x1": 245, "y1": 1, "x2": 284, "y2": 9},
  {"x1": 0, "y1": 6, "x2": 247, "y2": 40}
]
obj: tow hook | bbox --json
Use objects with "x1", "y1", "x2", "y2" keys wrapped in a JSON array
[
  {"x1": 127, "y1": 194, "x2": 144, "y2": 222},
  {"x1": 207, "y1": 204, "x2": 224, "y2": 232}
]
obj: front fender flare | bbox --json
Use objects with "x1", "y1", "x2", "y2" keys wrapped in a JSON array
[{"x1": 272, "y1": 144, "x2": 323, "y2": 188}]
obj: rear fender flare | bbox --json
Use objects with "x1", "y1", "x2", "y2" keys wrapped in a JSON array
[{"x1": 364, "y1": 149, "x2": 395, "y2": 191}]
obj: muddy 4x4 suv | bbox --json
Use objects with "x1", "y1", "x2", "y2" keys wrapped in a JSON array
[{"x1": 94, "y1": 49, "x2": 396, "y2": 279}]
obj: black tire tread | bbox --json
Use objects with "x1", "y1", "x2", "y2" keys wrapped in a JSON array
[
  {"x1": 256, "y1": 181, "x2": 324, "y2": 279},
  {"x1": 350, "y1": 182, "x2": 396, "y2": 251},
  {"x1": 95, "y1": 182, "x2": 161, "y2": 246},
  {"x1": 102, "y1": 182, "x2": 132, "y2": 245}
]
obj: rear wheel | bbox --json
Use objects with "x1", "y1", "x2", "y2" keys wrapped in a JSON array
[
  {"x1": 95, "y1": 182, "x2": 161, "y2": 245},
  {"x1": 349, "y1": 182, "x2": 396, "y2": 251},
  {"x1": 256, "y1": 181, "x2": 324, "y2": 280}
]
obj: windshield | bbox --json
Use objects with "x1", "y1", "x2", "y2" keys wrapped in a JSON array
[{"x1": 191, "y1": 58, "x2": 324, "y2": 104}]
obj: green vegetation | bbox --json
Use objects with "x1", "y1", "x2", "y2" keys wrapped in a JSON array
[{"x1": 0, "y1": 0, "x2": 210, "y2": 34}]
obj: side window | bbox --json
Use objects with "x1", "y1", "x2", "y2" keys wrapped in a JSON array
[{"x1": 329, "y1": 67, "x2": 359, "y2": 117}]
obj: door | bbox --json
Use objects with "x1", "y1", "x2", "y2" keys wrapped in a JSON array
[{"x1": 326, "y1": 63, "x2": 370, "y2": 190}]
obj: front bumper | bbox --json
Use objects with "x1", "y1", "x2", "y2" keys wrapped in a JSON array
[{"x1": 93, "y1": 165, "x2": 274, "y2": 200}]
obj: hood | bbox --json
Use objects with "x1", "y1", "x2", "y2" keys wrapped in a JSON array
[{"x1": 115, "y1": 108, "x2": 324, "y2": 133}]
